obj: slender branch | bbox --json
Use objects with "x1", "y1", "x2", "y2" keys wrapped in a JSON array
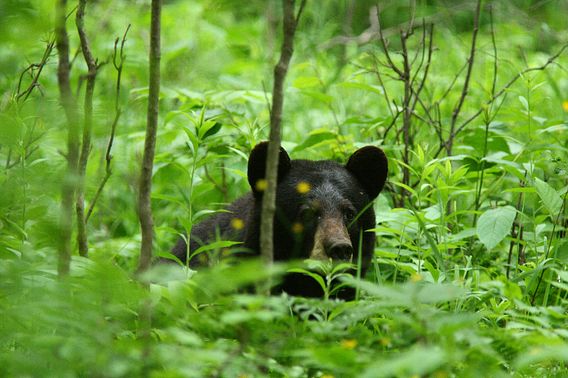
[
  {"x1": 409, "y1": 22, "x2": 434, "y2": 115},
  {"x1": 437, "y1": 60, "x2": 468, "y2": 104},
  {"x1": 260, "y1": 0, "x2": 306, "y2": 274},
  {"x1": 376, "y1": 6, "x2": 404, "y2": 78},
  {"x1": 16, "y1": 40, "x2": 55, "y2": 102},
  {"x1": 446, "y1": 0, "x2": 481, "y2": 155},
  {"x1": 204, "y1": 164, "x2": 229, "y2": 203},
  {"x1": 489, "y1": 6, "x2": 498, "y2": 108},
  {"x1": 86, "y1": 25, "x2": 130, "y2": 223},
  {"x1": 75, "y1": 0, "x2": 99, "y2": 257},
  {"x1": 138, "y1": 0, "x2": 162, "y2": 273},
  {"x1": 370, "y1": 54, "x2": 394, "y2": 118},
  {"x1": 400, "y1": 28, "x2": 412, "y2": 194},
  {"x1": 382, "y1": 105, "x2": 403, "y2": 140}
]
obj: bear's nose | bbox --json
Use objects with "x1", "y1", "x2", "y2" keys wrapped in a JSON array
[{"x1": 326, "y1": 241, "x2": 354, "y2": 261}]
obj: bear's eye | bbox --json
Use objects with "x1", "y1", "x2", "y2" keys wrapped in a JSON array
[
  {"x1": 299, "y1": 204, "x2": 319, "y2": 222},
  {"x1": 343, "y1": 208, "x2": 357, "y2": 224}
]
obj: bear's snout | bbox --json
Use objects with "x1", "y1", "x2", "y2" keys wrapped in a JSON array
[
  {"x1": 309, "y1": 216, "x2": 354, "y2": 262},
  {"x1": 325, "y1": 240, "x2": 353, "y2": 261}
]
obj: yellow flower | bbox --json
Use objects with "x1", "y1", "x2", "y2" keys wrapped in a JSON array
[
  {"x1": 255, "y1": 179, "x2": 268, "y2": 192},
  {"x1": 340, "y1": 339, "x2": 357, "y2": 349},
  {"x1": 321, "y1": 375, "x2": 335, "y2": 378},
  {"x1": 562, "y1": 100, "x2": 568, "y2": 112},
  {"x1": 410, "y1": 273, "x2": 423, "y2": 282},
  {"x1": 230, "y1": 218, "x2": 245, "y2": 230},
  {"x1": 296, "y1": 181, "x2": 311, "y2": 194},
  {"x1": 529, "y1": 347, "x2": 541, "y2": 355},
  {"x1": 291, "y1": 222, "x2": 304, "y2": 234}
]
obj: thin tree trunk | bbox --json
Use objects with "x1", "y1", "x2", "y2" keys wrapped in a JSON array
[
  {"x1": 137, "y1": 0, "x2": 162, "y2": 273},
  {"x1": 260, "y1": 0, "x2": 306, "y2": 269},
  {"x1": 76, "y1": 0, "x2": 98, "y2": 257},
  {"x1": 55, "y1": 0, "x2": 79, "y2": 276}
]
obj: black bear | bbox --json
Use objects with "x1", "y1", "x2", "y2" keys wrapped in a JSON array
[{"x1": 172, "y1": 142, "x2": 388, "y2": 298}]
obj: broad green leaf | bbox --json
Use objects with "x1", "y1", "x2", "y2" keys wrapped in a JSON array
[
  {"x1": 197, "y1": 119, "x2": 219, "y2": 139},
  {"x1": 476, "y1": 206, "x2": 516, "y2": 250},
  {"x1": 534, "y1": 178, "x2": 563, "y2": 216}
]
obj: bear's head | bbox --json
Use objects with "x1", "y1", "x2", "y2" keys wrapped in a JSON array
[{"x1": 246, "y1": 142, "x2": 388, "y2": 281}]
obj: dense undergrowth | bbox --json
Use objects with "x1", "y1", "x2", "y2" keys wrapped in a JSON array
[{"x1": 1, "y1": 0, "x2": 568, "y2": 376}]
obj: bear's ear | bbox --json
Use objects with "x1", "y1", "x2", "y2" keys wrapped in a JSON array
[
  {"x1": 248, "y1": 141, "x2": 292, "y2": 195},
  {"x1": 346, "y1": 146, "x2": 388, "y2": 199}
]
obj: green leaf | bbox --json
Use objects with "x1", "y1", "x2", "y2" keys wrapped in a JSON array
[
  {"x1": 514, "y1": 345, "x2": 568, "y2": 370},
  {"x1": 518, "y1": 95, "x2": 529, "y2": 111},
  {"x1": 292, "y1": 129, "x2": 336, "y2": 152},
  {"x1": 534, "y1": 178, "x2": 563, "y2": 216},
  {"x1": 476, "y1": 206, "x2": 516, "y2": 250},
  {"x1": 192, "y1": 240, "x2": 242, "y2": 257},
  {"x1": 361, "y1": 345, "x2": 446, "y2": 378},
  {"x1": 287, "y1": 268, "x2": 326, "y2": 291}
]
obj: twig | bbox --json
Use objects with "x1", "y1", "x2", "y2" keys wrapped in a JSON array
[
  {"x1": 382, "y1": 105, "x2": 403, "y2": 140},
  {"x1": 376, "y1": 6, "x2": 404, "y2": 78},
  {"x1": 370, "y1": 54, "x2": 394, "y2": 118},
  {"x1": 489, "y1": 5, "x2": 498, "y2": 108},
  {"x1": 16, "y1": 40, "x2": 55, "y2": 102},
  {"x1": 400, "y1": 27, "x2": 413, "y2": 194},
  {"x1": 204, "y1": 163, "x2": 229, "y2": 203},
  {"x1": 446, "y1": 0, "x2": 481, "y2": 156},
  {"x1": 409, "y1": 22, "x2": 434, "y2": 115},
  {"x1": 437, "y1": 61, "x2": 468, "y2": 104},
  {"x1": 86, "y1": 24, "x2": 130, "y2": 223}
]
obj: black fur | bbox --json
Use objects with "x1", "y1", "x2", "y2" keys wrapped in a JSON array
[{"x1": 171, "y1": 142, "x2": 388, "y2": 298}]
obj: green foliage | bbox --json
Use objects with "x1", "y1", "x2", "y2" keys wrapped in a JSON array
[
  {"x1": 477, "y1": 206, "x2": 517, "y2": 250},
  {"x1": 1, "y1": 0, "x2": 568, "y2": 376}
]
